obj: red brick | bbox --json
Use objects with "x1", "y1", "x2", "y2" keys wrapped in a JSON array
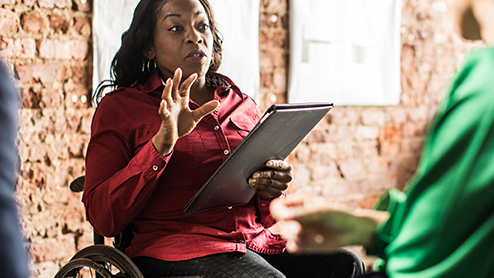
[
  {"x1": 305, "y1": 129, "x2": 327, "y2": 144},
  {"x1": 379, "y1": 126, "x2": 402, "y2": 143},
  {"x1": 259, "y1": 13, "x2": 277, "y2": 28},
  {"x1": 388, "y1": 108, "x2": 407, "y2": 125},
  {"x1": 355, "y1": 125, "x2": 379, "y2": 140},
  {"x1": 361, "y1": 109, "x2": 386, "y2": 126},
  {"x1": 272, "y1": 71, "x2": 286, "y2": 90},
  {"x1": 280, "y1": 13, "x2": 289, "y2": 29},
  {"x1": 261, "y1": 0, "x2": 287, "y2": 13},
  {"x1": 49, "y1": 13, "x2": 70, "y2": 33},
  {"x1": 359, "y1": 195, "x2": 380, "y2": 209},
  {"x1": 259, "y1": 30, "x2": 269, "y2": 48},
  {"x1": 23, "y1": 0, "x2": 36, "y2": 6},
  {"x1": 38, "y1": 39, "x2": 88, "y2": 60},
  {"x1": 270, "y1": 31, "x2": 287, "y2": 48},
  {"x1": 71, "y1": 65, "x2": 90, "y2": 86},
  {"x1": 311, "y1": 162, "x2": 340, "y2": 180},
  {"x1": 259, "y1": 51, "x2": 273, "y2": 69},
  {"x1": 73, "y1": 16, "x2": 91, "y2": 36},
  {"x1": 326, "y1": 125, "x2": 355, "y2": 143},
  {"x1": 30, "y1": 236, "x2": 76, "y2": 262},
  {"x1": 0, "y1": 38, "x2": 36, "y2": 58},
  {"x1": 270, "y1": 51, "x2": 286, "y2": 68},
  {"x1": 38, "y1": 0, "x2": 68, "y2": 9},
  {"x1": 330, "y1": 107, "x2": 360, "y2": 126},
  {"x1": 40, "y1": 88, "x2": 62, "y2": 108},
  {"x1": 260, "y1": 72, "x2": 272, "y2": 87},
  {"x1": 0, "y1": 8, "x2": 17, "y2": 32},
  {"x1": 16, "y1": 63, "x2": 66, "y2": 84},
  {"x1": 20, "y1": 12, "x2": 45, "y2": 34},
  {"x1": 402, "y1": 122, "x2": 426, "y2": 137},
  {"x1": 65, "y1": 85, "x2": 90, "y2": 109},
  {"x1": 72, "y1": 0, "x2": 92, "y2": 12},
  {"x1": 22, "y1": 87, "x2": 42, "y2": 109}
]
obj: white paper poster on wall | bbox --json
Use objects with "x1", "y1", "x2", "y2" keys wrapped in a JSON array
[
  {"x1": 93, "y1": 0, "x2": 260, "y2": 99},
  {"x1": 92, "y1": 0, "x2": 139, "y2": 97},
  {"x1": 289, "y1": 0, "x2": 402, "y2": 106}
]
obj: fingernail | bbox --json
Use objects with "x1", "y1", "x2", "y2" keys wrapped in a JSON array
[
  {"x1": 249, "y1": 178, "x2": 256, "y2": 185},
  {"x1": 253, "y1": 173, "x2": 260, "y2": 178}
]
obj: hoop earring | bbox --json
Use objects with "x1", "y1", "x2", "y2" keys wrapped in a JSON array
[{"x1": 147, "y1": 59, "x2": 156, "y2": 73}]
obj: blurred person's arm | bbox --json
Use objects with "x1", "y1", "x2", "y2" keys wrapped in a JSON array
[
  {"x1": 0, "y1": 58, "x2": 30, "y2": 278},
  {"x1": 270, "y1": 195, "x2": 389, "y2": 253}
]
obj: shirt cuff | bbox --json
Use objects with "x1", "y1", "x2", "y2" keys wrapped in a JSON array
[{"x1": 366, "y1": 188, "x2": 406, "y2": 257}]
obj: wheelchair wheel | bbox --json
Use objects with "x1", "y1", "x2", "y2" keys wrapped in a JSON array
[
  {"x1": 65, "y1": 245, "x2": 144, "y2": 278},
  {"x1": 54, "y1": 258, "x2": 112, "y2": 278}
]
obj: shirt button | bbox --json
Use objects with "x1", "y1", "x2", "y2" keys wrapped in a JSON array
[
  {"x1": 261, "y1": 203, "x2": 267, "y2": 207},
  {"x1": 215, "y1": 108, "x2": 219, "y2": 112},
  {"x1": 152, "y1": 165, "x2": 158, "y2": 171},
  {"x1": 224, "y1": 150, "x2": 229, "y2": 155},
  {"x1": 227, "y1": 206, "x2": 233, "y2": 210},
  {"x1": 238, "y1": 240, "x2": 245, "y2": 243},
  {"x1": 214, "y1": 126, "x2": 219, "y2": 131}
]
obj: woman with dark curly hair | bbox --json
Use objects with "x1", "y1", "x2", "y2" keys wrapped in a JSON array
[{"x1": 83, "y1": 0, "x2": 363, "y2": 277}]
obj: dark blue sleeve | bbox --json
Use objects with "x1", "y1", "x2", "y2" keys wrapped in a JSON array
[{"x1": 0, "y1": 58, "x2": 30, "y2": 278}]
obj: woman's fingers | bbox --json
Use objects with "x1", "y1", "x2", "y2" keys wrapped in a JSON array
[
  {"x1": 179, "y1": 72, "x2": 197, "y2": 98},
  {"x1": 192, "y1": 100, "x2": 220, "y2": 122},
  {"x1": 159, "y1": 78, "x2": 173, "y2": 118},
  {"x1": 248, "y1": 160, "x2": 293, "y2": 198},
  {"x1": 172, "y1": 68, "x2": 182, "y2": 101},
  {"x1": 161, "y1": 78, "x2": 172, "y2": 103},
  {"x1": 266, "y1": 160, "x2": 292, "y2": 171}
]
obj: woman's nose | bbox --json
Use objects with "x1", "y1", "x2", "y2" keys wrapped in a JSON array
[{"x1": 187, "y1": 29, "x2": 203, "y2": 44}]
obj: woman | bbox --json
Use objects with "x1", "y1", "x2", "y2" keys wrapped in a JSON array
[{"x1": 83, "y1": 0, "x2": 362, "y2": 277}]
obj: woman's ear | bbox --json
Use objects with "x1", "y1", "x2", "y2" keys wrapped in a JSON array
[{"x1": 144, "y1": 47, "x2": 155, "y2": 60}]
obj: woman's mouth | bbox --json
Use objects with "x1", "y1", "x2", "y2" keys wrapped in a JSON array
[{"x1": 186, "y1": 50, "x2": 207, "y2": 62}]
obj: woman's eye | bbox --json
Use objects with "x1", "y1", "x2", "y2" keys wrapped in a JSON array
[
  {"x1": 199, "y1": 23, "x2": 210, "y2": 30},
  {"x1": 168, "y1": 25, "x2": 183, "y2": 32}
]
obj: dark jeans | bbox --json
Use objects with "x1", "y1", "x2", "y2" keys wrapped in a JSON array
[
  {"x1": 132, "y1": 248, "x2": 364, "y2": 278},
  {"x1": 356, "y1": 272, "x2": 388, "y2": 278}
]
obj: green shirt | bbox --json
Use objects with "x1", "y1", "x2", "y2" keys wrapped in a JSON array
[{"x1": 369, "y1": 47, "x2": 494, "y2": 277}]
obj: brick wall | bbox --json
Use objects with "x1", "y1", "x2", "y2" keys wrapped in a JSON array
[
  {"x1": 0, "y1": 0, "x2": 473, "y2": 276},
  {"x1": 0, "y1": 0, "x2": 92, "y2": 276}
]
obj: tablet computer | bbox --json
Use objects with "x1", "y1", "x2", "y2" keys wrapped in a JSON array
[{"x1": 184, "y1": 102, "x2": 333, "y2": 214}]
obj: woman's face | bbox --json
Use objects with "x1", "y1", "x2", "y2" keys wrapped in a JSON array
[{"x1": 146, "y1": 0, "x2": 214, "y2": 80}]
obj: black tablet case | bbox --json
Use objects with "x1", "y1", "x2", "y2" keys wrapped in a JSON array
[{"x1": 184, "y1": 102, "x2": 334, "y2": 214}]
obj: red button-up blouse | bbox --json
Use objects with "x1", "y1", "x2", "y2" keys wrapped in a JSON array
[{"x1": 82, "y1": 71, "x2": 286, "y2": 261}]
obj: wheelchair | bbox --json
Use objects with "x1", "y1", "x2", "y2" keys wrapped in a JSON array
[
  {"x1": 54, "y1": 176, "x2": 147, "y2": 278},
  {"x1": 54, "y1": 176, "x2": 365, "y2": 278}
]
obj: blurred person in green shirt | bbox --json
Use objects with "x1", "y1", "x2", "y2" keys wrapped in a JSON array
[{"x1": 270, "y1": 0, "x2": 494, "y2": 277}]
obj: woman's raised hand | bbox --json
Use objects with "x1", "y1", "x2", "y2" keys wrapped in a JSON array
[{"x1": 152, "y1": 68, "x2": 219, "y2": 156}]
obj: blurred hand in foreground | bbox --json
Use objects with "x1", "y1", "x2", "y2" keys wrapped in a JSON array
[{"x1": 270, "y1": 194, "x2": 389, "y2": 253}]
